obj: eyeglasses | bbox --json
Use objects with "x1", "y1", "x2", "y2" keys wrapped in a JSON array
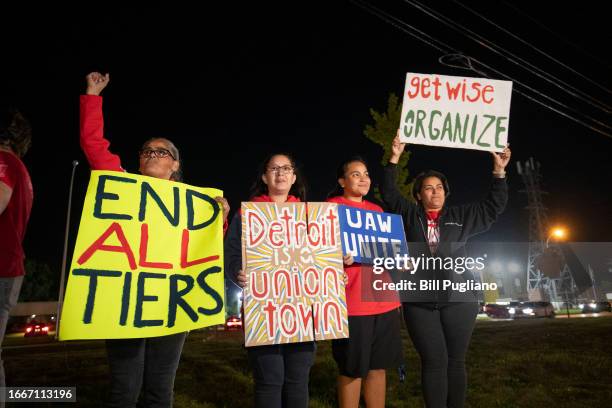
[
  {"x1": 267, "y1": 165, "x2": 294, "y2": 175},
  {"x1": 139, "y1": 148, "x2": 175, "y2": 160}
]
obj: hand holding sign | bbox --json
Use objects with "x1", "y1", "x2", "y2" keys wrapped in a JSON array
[
  {"x1": 341, "y1": 254, "x2": 353, "y2": 286},
  {"x1": 491, "y1": 146, "x2": 511, "y2": 173},
  {"x1": 215, "y1": 196, "x2": 230, "y2": 223},
  {"x1": 390, "y1": 130, "x2": 406, "y2": 164},
  {"x1": 343, "y1": 254, "x2": 354, "y2": 266},
  {"x1": 236, "y1": 269, "x2": 247, "y2": 288}
]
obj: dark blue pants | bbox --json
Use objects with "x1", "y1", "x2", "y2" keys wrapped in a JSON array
[
  {"x1": 105, "y1": 332, "x2": 187, "y2": 408},
  {"x1": 247, "y1": 342, "x2": 316, "y2": 408},
  {"x1": 403, "y1": 302, "x2": 478, "y2": 408}
]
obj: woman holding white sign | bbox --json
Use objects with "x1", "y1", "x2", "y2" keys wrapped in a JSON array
[
  {"x1": 224, "y1": 152, "x2": 315, "y2": 408},
  {"x1": 79, "y1": 72, "x2": 229, "y2": 408},
  {"x1": 326, "y1": 156, "x2": 403, "y2": 408},
  {"x1": 382, "y1": 133, "x2": 510, "y2": 408}
]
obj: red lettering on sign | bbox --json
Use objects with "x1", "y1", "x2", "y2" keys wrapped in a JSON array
[{"x1": 77, "y1": 222, "x2": 137, "y2": 270}]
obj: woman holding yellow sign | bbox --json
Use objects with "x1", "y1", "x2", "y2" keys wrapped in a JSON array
[{"x1": 79, "y1": 72, "x2": 229, "y2": 408}]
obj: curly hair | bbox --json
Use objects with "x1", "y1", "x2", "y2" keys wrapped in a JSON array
[
  {"x1": 412, "y1": 170, "x2": 451, "y2": 201},
  {"x1": 0, "y1": 109, "x2": 32, "y2": 157}
]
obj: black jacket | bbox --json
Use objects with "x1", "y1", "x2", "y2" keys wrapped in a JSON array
[
  {"x1": 381, "y1": 163, "x2": 508, "y2": 305},
  {"x1": 224, "y1": 212, "x2": 243, "y2": 286}
]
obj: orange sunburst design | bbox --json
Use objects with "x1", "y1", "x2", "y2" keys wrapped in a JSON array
[{"x1": 241, "y1": 202, "x2": 349, "y2": 347}]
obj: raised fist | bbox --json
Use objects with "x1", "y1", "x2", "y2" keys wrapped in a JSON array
[{"x1": 85, "y1": 72, "x2": 110, "y2": 96}]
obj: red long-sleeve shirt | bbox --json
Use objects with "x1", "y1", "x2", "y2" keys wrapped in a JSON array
[
  {"x1": 327, "y1": 196, "x2": 400, "y2": 316},
  {"x1": 80, "y1": 95, "x2": 123, "y2": 171},
  {"x1": 0, "y1": 150, "x2": 33, "y2": 277},
  {"x1": 79, "y1": 94, "x2": 228, "y2": 233}
]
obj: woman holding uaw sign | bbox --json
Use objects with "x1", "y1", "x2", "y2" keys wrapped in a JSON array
[{"x1": 326, "y1": 157, "x2": 403, "y2": 408}]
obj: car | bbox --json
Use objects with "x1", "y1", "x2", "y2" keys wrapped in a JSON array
[
  {"x1": 509, "y1": 301, "x2": 555, "y2": 318},
  {"x1": 225, "y1": 316, "x2": 242, "y2": 330},
  {"x1": 483, "y1": 303, "x2": 511, "y2": 319},
  {"x1": 579, "y1": 301, "x2": 611, "y2": 313},
  {"x1": 24, "y1": 321, "x2": 50, "y2": 337}
]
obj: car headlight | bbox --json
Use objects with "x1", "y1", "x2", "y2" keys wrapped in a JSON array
[
  {"x1": 589, "y1": 303, "x2": 597, "y2": 309},
  {"x1": 509, "y1": 308, "x2": 515, "y2": 314},
  {"x1": 579, "y1": 304, "x2": 585, "y2": 308},
  {"x1": 523, "y1": 307, "x2": 534, "y2": 315}
]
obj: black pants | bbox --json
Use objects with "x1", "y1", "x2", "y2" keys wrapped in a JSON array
[
  {"x1": 403, "y1": 302, "x2": 478, "y2": 408},
  {"x1": 247, "y1": 342, "x2": 316, "y2": 408},
  {"x1": 105, "y1": 332, "x2": 187, "y2": 408},
  {"x1": 332, "y1": 308, "x2": 403, "y2": 378}
]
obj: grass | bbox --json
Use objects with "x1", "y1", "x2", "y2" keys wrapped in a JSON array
[{"x1": 4, "y1": 317, "x2": 612, "y2": 407}]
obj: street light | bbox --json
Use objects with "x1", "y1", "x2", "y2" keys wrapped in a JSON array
[
  {"x1": 546, "y1": 226, "x2": 567, "y2": 247},
  {"x1": 544, "y1": 226, "x2": 572, "y2": 318}
]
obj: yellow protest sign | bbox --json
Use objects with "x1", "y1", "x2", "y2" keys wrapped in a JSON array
[{"x1": 59, "y1": 171, "x2": 225, "y2": 340}]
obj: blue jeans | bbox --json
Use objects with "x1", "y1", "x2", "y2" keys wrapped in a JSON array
[
  {"x1": 105, "y1": 332, "x2": 187, "y2": 408},
  {"x1": 0, "y1": 275, "x2": 23, "y2": 408},
  {"x1": 247, "y1": 342, "x2": 316, "y2": 408}
]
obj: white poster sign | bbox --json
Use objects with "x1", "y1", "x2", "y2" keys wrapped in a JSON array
[{"x1": 399, "y1": 73, "x2": 512, "y2": 152}]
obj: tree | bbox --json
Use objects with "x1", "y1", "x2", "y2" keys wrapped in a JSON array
[
  {"x1": 364, "y1": 93, "x2": 415, "y2": 202},
  {"x1": 19, "y1": 259, "x2": 58, "y2": 301}
]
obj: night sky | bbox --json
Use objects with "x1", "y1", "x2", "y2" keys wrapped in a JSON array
[{"x1": 2, "y1": 0, "x2": 611, "y2": 271}]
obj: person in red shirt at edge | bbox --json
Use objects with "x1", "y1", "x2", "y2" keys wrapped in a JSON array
[
  {"x1": 326, "y1": 156, "x2": 403, "y2": 408},
  {"x1": 80, "y1": 72, "x2": 229, "y2": 408},
  {"x1": 0, "y1": 107, "x2": 33, "y2": 408},
  {"x1": 224, "y1": 153, "x2": 315, "y2": 408}
]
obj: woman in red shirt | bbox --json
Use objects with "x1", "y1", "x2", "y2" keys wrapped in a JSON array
[
  {"x1": 80, "y1": 72, "x2": 229, "y2": 408},
  {"x1": 327, "y1": 157, "x2": 403, "y2": 408},
  {"x1": 0, "y1": 107, "x2": 33, "y2": 404}
]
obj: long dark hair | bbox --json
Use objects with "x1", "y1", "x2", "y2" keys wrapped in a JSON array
[
  {"x1": 249, "y1": 152, "x2": 306, "y2": 201},
  {"x1": 140, "y1": 137, "x2": 182, "y2": 182},
  {"x1": 326, "y1": 156, "x2": 369, "y2": 199},
  {"x1": 0, "y1": 108, "x2": 32, "y2": 158}
]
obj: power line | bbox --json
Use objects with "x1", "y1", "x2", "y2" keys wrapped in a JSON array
[
  {"x1": 350, "y1": 0, "x2": 451, "y2": 54},
  {"x1": 454, "y1": 0, "x2": 612, "y2": 96},
  {"x1": 404, "y1": 0, "x2": 612, "y2": 113},
  {"x1": 349, "y1": 0, "x2": 612, "y2": 139},
  {"x1": 500, "y1": 0, "x2": 612, "y2": 72},
  {"x1": 440, "y1": 54, "x2": 612, "y2": 139}
]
